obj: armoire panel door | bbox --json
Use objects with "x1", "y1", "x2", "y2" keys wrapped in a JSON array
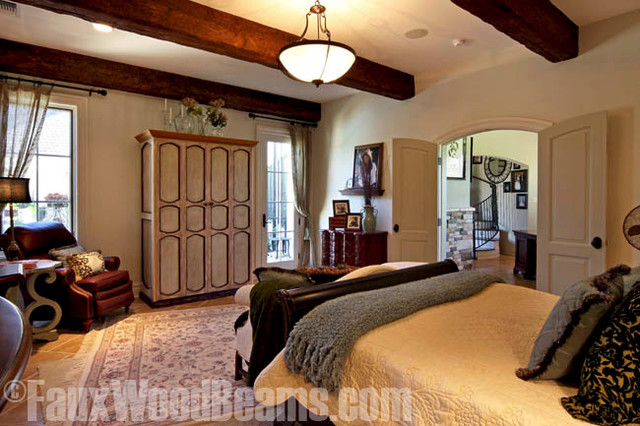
[{"x1": 183, "y1": 143, "x2": 209, "y2": 296}]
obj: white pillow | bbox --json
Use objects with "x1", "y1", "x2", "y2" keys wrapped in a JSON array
[
  {"x1": 234, "y1": 284, "x2": 255, "y2": 307},
  {"x1": 335, "y1": 265, "x2": 396, "y2": 282},
  {"x1": 382, "y1": 261, "x2": 428, "y2": 270}
]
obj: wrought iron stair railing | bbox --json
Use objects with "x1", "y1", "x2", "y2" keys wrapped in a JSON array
[{"x1": 472, "y1": 176, "x2": 499, "y2": 258}]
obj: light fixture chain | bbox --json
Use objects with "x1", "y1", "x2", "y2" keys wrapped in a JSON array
[{"x1": 299, "y1": 11, "x2": 312, "y2": 40}]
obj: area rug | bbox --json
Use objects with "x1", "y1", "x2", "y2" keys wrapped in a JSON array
[{"x1": 40, "y1": 304, "x2": 259, "y2": 425}]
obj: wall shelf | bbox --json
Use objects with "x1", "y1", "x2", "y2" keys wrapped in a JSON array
[{"x1": 339, "y1": 188, "x2": 385, "y2": 196}]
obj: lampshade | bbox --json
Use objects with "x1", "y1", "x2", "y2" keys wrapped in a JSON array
[
  {"x1": 0, "y1": 177, "x2": 32, "y2": 203},
  {"x1": 278, "y1": 1, "x2": 356, "y2": 87},
  {"x1": 279, "y1": 40, "x2": 356, "y2": 86}
]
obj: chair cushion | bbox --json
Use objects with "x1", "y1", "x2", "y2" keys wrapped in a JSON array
[
  {"x1": 93, "y1": 282, "x2": 133, "y2": 301},
  {"x1": 11, "y1": 222, "x2": 77, "y2": 258},
  {"x1": 77, "y1": 270, "x2": 130, "y2": 293}
]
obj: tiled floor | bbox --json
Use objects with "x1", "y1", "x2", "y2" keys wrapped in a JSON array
[
  {"x1": 471, "y1": 254, "x2": 536, "y2": 289},
  {"x1": 0, "y1": 295, "x2": 236, "y2": 425}
]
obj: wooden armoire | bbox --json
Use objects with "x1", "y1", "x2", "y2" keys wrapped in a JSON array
[{"x1": 136, "y1": 130, "x2": 257, "y2": 306}]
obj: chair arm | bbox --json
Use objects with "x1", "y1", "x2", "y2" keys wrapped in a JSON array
[
  {"x1": 53, "y1": 267, "x2": 93, "y2": 320},
  {"x1": 55, "y1": 267, "x2": 76, "y2": 285},
  {"x1": 104, "y1": 256, "x2": 120, "y2": 271}
]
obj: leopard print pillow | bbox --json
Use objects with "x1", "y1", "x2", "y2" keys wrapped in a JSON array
[
  {"x1": 67, "y1": 251, "x2": 105, "y2": 280},
  {"x1": 561, "y1": 281, "x2": 640, "y2": 425}
]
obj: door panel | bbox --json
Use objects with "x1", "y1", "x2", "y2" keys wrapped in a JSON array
[
  {"x1": 211, "y1": 233, "x2": 229, "y2": 287},
  {"x1": 233, "y1": 231, "x2": 250, "y2": 284},
  {"x1": 391, "y1": 139, "x2": 438, "y2": 262},
  {"x1": 186, "y1": 145, "x2": 205, "y2": 202},
  {"x1": 159, "y1": 143, "x2": 180, "y2": 203},
  {"x1": 538, "y1": 111, "x2": 607, "y2": 295},
  {"x1": 159, "y1": 235, "x2": 180, "y2": 296},
  {"x1": 186, "y1": 235, "x2": 205, "y2": 292}
]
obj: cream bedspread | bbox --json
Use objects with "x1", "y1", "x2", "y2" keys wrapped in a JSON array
[{"x1": 254, "y1": 283, "x2": 587, "y2": 425}]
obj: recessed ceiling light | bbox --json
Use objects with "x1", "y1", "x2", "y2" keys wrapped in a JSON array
[
  {"x1": 405, "y1": 28, "x2": 429, "y2": 40},
  {"x1": 92, "y1": 23, "x2": 113, "y2": 33}
]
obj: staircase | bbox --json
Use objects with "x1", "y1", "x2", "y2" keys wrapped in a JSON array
[{"x1": 472, "y1": 178, "x2": 500, "y2": 259}]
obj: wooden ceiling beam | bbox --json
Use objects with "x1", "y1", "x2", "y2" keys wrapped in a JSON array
[
  {"x1": 12, "y1": 0, "x2": 415, "y2": 100},
  {"x1": 0, "y1": 39, "x2": 321, "y2": 122},
  {"x1": 451, "y1": 0, "x2": 578, "y2": 62}
]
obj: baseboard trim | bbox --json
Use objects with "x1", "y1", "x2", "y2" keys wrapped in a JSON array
[{"x1": 138, "y1": 288, "x2": 239, "y2": 308}]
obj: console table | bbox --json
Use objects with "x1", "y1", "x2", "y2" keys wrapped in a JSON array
[
  {"x1": 513, "y1": 230, "x2": 537, "y2": 280},
  {"x1": 321, "y1": 230, "x2": 388, "y2": 267}
]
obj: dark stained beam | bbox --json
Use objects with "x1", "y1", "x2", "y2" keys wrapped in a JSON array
[
  {"x1": 451, "y1": 0, "x2": 578, "y2": 62},
  {"x1": 13, "y1": 0, "x2": 415, "y2": 100},
  {"x1": 0, "y1": 39, "x2": 321, "y2": 122}
]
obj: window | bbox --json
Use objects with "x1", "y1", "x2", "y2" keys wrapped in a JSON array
[
  {"x1": 266, "y1": 140, "x2": 296, "y2": 263},
  {"x1": 2, "y1": 107, "x2": 74, "y2": 231}
]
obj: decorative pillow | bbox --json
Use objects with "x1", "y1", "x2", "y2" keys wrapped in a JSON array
[
  {"x1": 252, "y1": 267, "x2": 313, "y2": 286},
  {"x1": 335, "y1": 264, "x2": 396, "y2": 282},
  {"x1": 561, "y1": 281, "x2": 640, "y2": 425},
  {"x1": 296, "y1": 266, "x2": 359, "y2": 284},
  {"x1": 49, "y1": 244, "x2": 86, "y2": 268},
  {"x1": 67, "y1": 251, "x2": 106, "y2": 280},
  {"x1": 516, "y1": 265, "x2": 629, "y2": 381},
  {"x1": 622, "y1": 266, "x2": 640, "y2": 296}
]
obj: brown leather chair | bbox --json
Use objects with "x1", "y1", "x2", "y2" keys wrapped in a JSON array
[{"x1": 0, "y1": 222, "x2": 134, "y2": 331}]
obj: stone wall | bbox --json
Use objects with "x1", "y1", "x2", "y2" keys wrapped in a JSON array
[{"x1": 446, "y1": 208, "x2": 475, "y2": 270}]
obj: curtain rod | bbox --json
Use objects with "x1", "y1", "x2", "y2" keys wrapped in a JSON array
[
  {"x1": 248, "y1": 112, "x2": 318, "y2": 128},
  {"x1": 0, "y1": 74, "x2": 108, "y2": 97}
]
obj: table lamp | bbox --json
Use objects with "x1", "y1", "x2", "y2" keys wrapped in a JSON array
[{"x1": 0, "y1": 177, "x2": 31, "y2": 260}]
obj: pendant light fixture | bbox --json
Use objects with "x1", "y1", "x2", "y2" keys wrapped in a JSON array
[{"x1": 278, "y1": 1, "x2": 356, "y2": 87}]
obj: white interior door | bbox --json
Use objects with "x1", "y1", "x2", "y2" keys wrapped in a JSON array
[
  {"x1": 537, "y1": 111, "x2": 607, "y2": 295},
  {"x1": 391, "y1": 138, "x2": 438, "y2": 262}
]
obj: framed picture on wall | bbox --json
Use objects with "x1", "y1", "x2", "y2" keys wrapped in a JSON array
[
  {"x1": 516, "y1": 194, "x2": 528, "y2": 209},
  {"x1": 345, "y1": 213, "x2": 362, "y2": 231},
  {"x1": 352, "y1": 143, "x2": 383, "y2": 189},
  {"x1": 446, "y1": 139, "x2": 466, "y2": 180},
  {"x1": 511, "y1": 169, "x2": 528, "y2": 193},
  {"x1": 503, "y1": 182, "x2": 512, "y2": 193},
  {"x1": 472, "y1": 155, "x2": 483, "y2": 165},
  {"x1": 332, "y1": 200, "x2": 350, "y2": 216}
]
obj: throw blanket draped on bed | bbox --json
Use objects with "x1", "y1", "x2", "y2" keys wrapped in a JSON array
[
  {"x1": 247, "y1": 280, "x2": 305, "y2": 385},
  {"x1": 284, "y1": 271, "x2": 504, "y2": 393}
]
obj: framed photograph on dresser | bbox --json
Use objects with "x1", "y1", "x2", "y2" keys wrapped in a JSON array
[
  {"x1": 332, "y1": 200, "x2": 350, "y2": 216},
  {"x1": 345, "y1": 213, "x2": 362, "y2": 231}
]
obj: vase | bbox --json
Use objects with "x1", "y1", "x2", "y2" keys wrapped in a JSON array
[
  {"x1": 362, "y1": 205, "x2": 377, "y2": 232},
  {"x1": 204, "y1": 124, "x2": 225, "y2": 137},
  {"x1": 173, "y1": 110, "x2": 192, "y2": 134}
]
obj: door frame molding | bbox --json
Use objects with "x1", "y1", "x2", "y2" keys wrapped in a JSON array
[{"x1": 432, "y1": 116, "x2": 553, "y2": 260}]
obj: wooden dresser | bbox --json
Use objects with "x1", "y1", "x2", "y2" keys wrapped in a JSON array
[
  {"x1": 321, "y1": 230, "x2": 388, "y2": 267},
  {"x1": 513, "y1": 230, "x2": 537, "y2": 280},
  {"x1": 136, "y1": 130, "x2": 257, "y2": 306}
]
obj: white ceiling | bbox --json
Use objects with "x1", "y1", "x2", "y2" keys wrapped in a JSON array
[{"x1": 0, "y1": 0, "x2": 637, "y2": 103}]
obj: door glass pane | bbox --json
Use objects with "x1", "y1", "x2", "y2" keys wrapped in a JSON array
[{"x1": 267, "y1": 141, "x2": 295, "y2": 263}]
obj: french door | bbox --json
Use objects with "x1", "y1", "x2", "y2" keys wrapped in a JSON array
[{"x1": 256, "y1": 125, "x2": 300, "y2": 269}]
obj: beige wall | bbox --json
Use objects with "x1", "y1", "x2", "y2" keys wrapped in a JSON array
[
  {"x1": 62, "y1": 89, "x2": 256, "y2": 284},
  {"x1": 472, "y1": 130, "x2": 538, "y2": 231},
  {"x1": 313, "y1": 10, "x2": 640, "y2": 268}
]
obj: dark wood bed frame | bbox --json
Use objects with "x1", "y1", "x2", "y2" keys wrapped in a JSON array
[{"x1": 275, "y1": 260, "x2": 459, "y2": 341}]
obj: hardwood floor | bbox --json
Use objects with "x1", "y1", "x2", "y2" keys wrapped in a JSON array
[
  {"x1": 471, "y1": 254, "x2": 536, "y2": 289},
  {"x1": 0, "y1": 295, "x2": 236, "y2": 425}
]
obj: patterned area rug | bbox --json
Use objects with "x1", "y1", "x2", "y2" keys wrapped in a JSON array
[{"x1": 42, "y1": 305, "x2": 258, "y2": 425}]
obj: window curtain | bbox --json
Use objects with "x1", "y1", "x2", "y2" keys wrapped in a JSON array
[
  {"x1": 289, "y1": 124, "x2": 314, "y2": 267},
  {"x1": 0, "y1": 81, "x2": 52, "y2": 214}
]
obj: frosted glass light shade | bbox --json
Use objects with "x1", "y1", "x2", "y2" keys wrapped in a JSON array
[{"x1": 279, "y1": 40, "x2": 356, "y2": 85}]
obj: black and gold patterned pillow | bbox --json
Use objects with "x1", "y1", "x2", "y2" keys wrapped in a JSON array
[
  {"x1": 561, "y1": 281, "x2": 640, "y2": 425},
  {"x1": 67, "y1": 251, "x2": 105, "y2": 280}
]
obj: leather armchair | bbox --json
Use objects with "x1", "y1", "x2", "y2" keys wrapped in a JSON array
[{"x1": 0, "y1": 222, "x2": 134, "y2": 331}]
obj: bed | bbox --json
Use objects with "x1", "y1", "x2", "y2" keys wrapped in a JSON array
[{"x1": 253, "y1": 282, "x2": 588, "y2": 425}]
